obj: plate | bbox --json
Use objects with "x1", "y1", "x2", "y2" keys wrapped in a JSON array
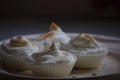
[{"x1": 0, "y1": 33, "x2": 120, "y2": 80}]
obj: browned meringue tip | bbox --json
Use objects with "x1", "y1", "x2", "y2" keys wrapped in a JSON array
[
  {"x1": 38, "y1": 22, "x2": 62, "y2": 39},
  {"x1": 50, "y1": 22, "x2": 61, "y2": 31},
  {"x1": 39, "y1": 32, "x2": 54, "y2": 39},
  {"x1": 78, "y1": 33, "x2": 96, "y2": 42},
  {"x1": 10, "y1": 35, "x2": 28, "y2": 47}
]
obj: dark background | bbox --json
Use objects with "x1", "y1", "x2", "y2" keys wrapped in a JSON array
[{"x1": 0, "y1": 0, "x2": 120, "y2": 40}]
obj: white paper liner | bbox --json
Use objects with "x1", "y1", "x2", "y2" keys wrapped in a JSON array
[
  {"x1": 31, "y1": 61, "x2": 76, "y2": 77},
  {"x1": 74, "y1": 52, "x2": 108, "y2": 68},
  {"x1": 1, "y1": 53, "x2": 30, "y2": 71}
]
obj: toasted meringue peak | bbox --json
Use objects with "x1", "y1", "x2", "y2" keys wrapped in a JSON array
[
  {"x1": 78, "y1": 33, "x2": 96, "y2": 42},
  {"x1": 50, "y1": 22, "x2": 61, "y2": 31},
  {"x1": 10, "y1": 35, "x2": 29, "y2": 47},
  {"x1": 70, "y1": 33, "x2": 97, "y2": 48},
  {"x1": 39, "y1": 32, "x2": 54, "y2": 39},
  {"x1": 38, "y1": 22, "x2": 70, "y2": 43}
]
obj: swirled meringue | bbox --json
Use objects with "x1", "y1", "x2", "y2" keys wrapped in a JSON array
[
  {"x1": 0, "y1": 35, "x2": 39, "y2": 71},
  {"x1": 32, "y1": 42, "x2": 76, "y2": 64},
  {"x1": 1, "y1": 35, "x2": 39, "y2": 56}
]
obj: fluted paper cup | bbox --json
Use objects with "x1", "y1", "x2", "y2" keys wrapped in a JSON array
[{"x1": 30, "y1": 59, "x2": 76, "y2": 77}]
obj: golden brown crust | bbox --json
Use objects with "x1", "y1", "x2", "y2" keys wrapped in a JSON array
[
  {"x1": 39, "y1": 32, "x2": 54, "y2": 39},
  {"x1": 50, "y1": 22, "x2": 60, "y2": 31},
  {"x1": 10, "y1": 35, "x2": 28, "y2": 47},
  {"x1": 38, "y1": 22, "x2": 62, "y2": 39},
  {"x1": 83, "y1": 34, "x2": 96, "y2": 42},
  {"x1": 79, "y1": 33, "x2": 96, "y2": 42}
]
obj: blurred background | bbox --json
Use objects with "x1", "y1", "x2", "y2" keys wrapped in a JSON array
[{"x1": 0, "y1": 0, "x2": 120, "y2": 40}]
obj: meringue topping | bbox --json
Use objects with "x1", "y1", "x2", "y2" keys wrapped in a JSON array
[
  {"x1": 10, "y1": 35, "x2": 29, "y2": 47},
  {"x1": 31, "y1": 42, "x2": 76, "y2": 64},
  {"x1": 49, "y1": 22, "x2": 61, "y2": 31},
  {"x1": 1, "y1": 35, "x2": 39, "y2": 56},
  {"x1": 60, "y1": 33, "x2": 108, "y2": 55},
  {"x1": 38, "y1": 22, "x2": 70, "y2": 43},
  {"x1": 70, "y1": 33, "x2": 97, "y2": 48}
]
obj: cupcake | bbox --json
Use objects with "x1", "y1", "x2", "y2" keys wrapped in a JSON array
[
  {"x1": 0, "y1": 35, "x2": 39, "y2": 71},
  {"x1": 31, "y1": 22, "x2": 70, "y2": 53},
  {"x1": 30, "y1": 42, "x2": 77, "y2": 77},
  {"x1": 61, "y1": 33, "x2": 108, "y2": 68}
]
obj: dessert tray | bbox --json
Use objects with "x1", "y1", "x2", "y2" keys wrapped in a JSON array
[{"x1": 0, "y1": 33, "x2": 120, "y2": 80}]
